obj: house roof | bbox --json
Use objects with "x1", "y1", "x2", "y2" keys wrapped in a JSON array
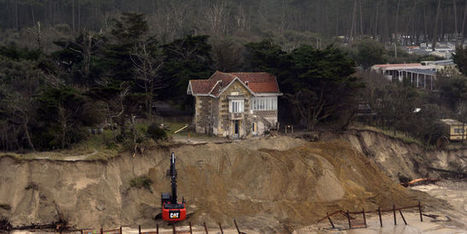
[
  {"x1": 188, "y1": 71, "x2": 281, "y2": 97},
  {"x1": 371, "y1": 63, "x2": 424, "y2": 70},
  {"x1": 441, "y1": 119, "x2": 466, "y2": 126}
]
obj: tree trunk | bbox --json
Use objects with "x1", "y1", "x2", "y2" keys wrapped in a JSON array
[
  {"x1": 395, "y1": 0, "x2": 401, "y2": 42},
  {"x1": 15, "y1": 0, "x2": 19, "y2": 30},
  {"x1": 350, "y1": 0, "x2": 357, "y2": 40},
  {"x1": 78, "y1": 0, "x2": 81, "y2": 31},
  {"x1": 383, "y1": 0, "x2": 389, "y2": 42},
  {"x1": 424, "y1": 5, "x2": 428, "y2": 42},
  {"x1": 454, "y1": 0, "x2": 459, "y2": 38},
  {"x1": 30, "y1": 5, "x2": 35, "y2": 26},
  {"x1": 59, "y1": 105, "x2": 67, "y2": 149},
  {"x1": 23, "y1": 121, "x2": 35, "y2": 151},
  {"x1": 411, "y1": 0, "x2": 418, "y2": 45},
  {"x1": 72, "y1": 0, "x2": 75, "y2": 32},
  {"x1": 432, "y1": 0, "x2": 441, "y2": 51},
  {"x1": 336, "y1": 7, "x2": 339, "y2": 36},
  {"x1": 359, "y1": 0, "x2": 363, "y2": 36},
  {"x1": 462, "y1": 0, "x2": 467, "y2": 46},
  {"x1": 374, "y1": 1, "x2": 380, "y2": 39}
]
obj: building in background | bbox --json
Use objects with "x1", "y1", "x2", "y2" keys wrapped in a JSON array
[
  {"x1": 371, "y1": 60, "x2": 458, "y2": 90},
  {"x1": 440, "y1": 119, "x2": 467, "y2": 141}
]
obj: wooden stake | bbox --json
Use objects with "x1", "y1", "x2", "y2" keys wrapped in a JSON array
[
  {"x1": 203, "y1": 222, "x2": 208, "y2": 234},
  {"x1": 327, "y1": 212, "x2": 335, "y2": 229},
  {"x1": 138, "y1": 225, "x2": 141, "y2": 234},
  {"x1": 378, "y1": 207, "x2": 383, "y2": 227},
  {"x1": 399, "y1": 209, "x2": 408, "y2": 225},
  {"x1": 393, "y1": 204, "x2": 397, "y2": 225},
  {"x1": 189, "y1": 222, "x2": 192, "y2": 234},
  {"x1": 234, "y1": 219, "x2": 241, "y2": 234},
  {"x1": 347, "y1": 210, "x2": 351, "y2": 229},
  {"x1": 218, "y1": 223, "x2": 224, "y2": 234},
  {"x1": 101, "y1": 227, "x2": 103, "y2": 234},
  {"x1": 120, "y1": 226, "x2": 123, "y2": 234},
  {"x1": 362, "y1": 208, "x2": 367, "y2": 228},
  {"x1": 172, "y1": 223, "x2": 176, "y2": 234},
  {"x1": 157, "y1": 223, "x2": 159, "y2": 234},
  {"x1": 418, "y1": 201, "x2": 423, "y2": 222}
]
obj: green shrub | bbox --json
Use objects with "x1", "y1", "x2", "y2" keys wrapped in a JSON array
[
  {"x1": 146, "y1": 123, "x2": 167, "y2": 142},
  {"x1": 129, "y1": 175, "x2": 153, "y2": 191}
]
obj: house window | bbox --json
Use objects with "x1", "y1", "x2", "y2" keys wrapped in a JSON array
[
  {"x1": 454, "y1": 128, "x2": 465, "y2": 134},
  {"x1": 229, "y1": 100, "x2": 244, "y2": 113},
  {"x1": 251, "y1": 97, "x2": 277, "y2": 111},
  {"x1": 252, "y1": 122, "x2": 257, "y2": 133}
]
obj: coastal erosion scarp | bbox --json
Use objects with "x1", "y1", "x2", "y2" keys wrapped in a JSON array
[{"x1": 0, "y1": 136, "x2": 451, "y2": 232}]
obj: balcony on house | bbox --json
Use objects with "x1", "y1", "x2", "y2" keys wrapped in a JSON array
[{"x1": 229, "y1": 112, "x2": 244, "y2": 120}]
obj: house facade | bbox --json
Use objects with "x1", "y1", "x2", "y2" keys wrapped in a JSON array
[{"x1": 187, "y1": 71, "x2": 282, "y2": 138}]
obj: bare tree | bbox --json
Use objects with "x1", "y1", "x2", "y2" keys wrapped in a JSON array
[
  {"x1": 432, "y1": 0, "x2": 442, "y2": 51},
  {"x1": 130, "y1": 40, "x2": 164, "y2": 120},
  {"x1": 205, "y1": 0, "x2": 228, "y2": 35},
  {"x1": 462, "y1": 0, "x2": 467, "y2": 46},
  {"x1": 0, "y1": 59, "x2": 44, "y2": 151}
]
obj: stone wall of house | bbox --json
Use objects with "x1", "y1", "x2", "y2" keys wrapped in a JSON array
[
  {"x1": 216, "y1": 80, "x2": 252, "y2": 137},
  {"x1": 194, "y1": 96, "x2": 217, "y2": 134}
]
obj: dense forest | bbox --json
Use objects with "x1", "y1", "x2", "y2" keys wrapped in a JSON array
[
  {"x1": 0, "y1": 1, "x2": 467, "y2": 153},
  {"x1": 1, "y1": 0, "x2": 467, "y2": 47}
]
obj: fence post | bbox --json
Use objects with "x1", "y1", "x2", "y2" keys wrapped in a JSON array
[
  {"x1": 346, "y1": 210, "x2": 351, "y2": 229},
  {"x1": 189, "y1": 222, "x2": 192, "y2": 234},
  {"x1": 100, "y1": 227, "x2": 103, "y2": 234},
  {"x1": 157, "y1": 223, "x2": 159, "y2": 234},
  {"x1": 172, "y1": 223, "x2": 176, "y2": 234},
  {"x1": 327, "y1": 212, "x2": 335, "y2": 229},
  {"x1": 120, "y1": 226, "x2": 122, "y2": 234},
  {"x1": 378, "y1": 207, "x2": 383, "y2": 227},
  {"x1": 138, "y1": 225, "x2": 141, "y2": 234},
  {"x1": 399, "y1": 209, "x2": 408, "y2": 225},
  {"x1": 80, "y1": 230, "x2": 83, "y2": 234},
  {"x1": 362, "y1": 208, "x2": 367, "y2": 228},
  {"x1": 393, "y1": 204, "x2": 397, "y2": 225},
  {"x1": 203, "y1": 222, "x2": 209, "y2": 234},
  {"x1": 218, "y1": 223, "x2": 224, "y2": 234},
  {"x1": 418, "y1": 201, "x2": 423, "y2": 222}
]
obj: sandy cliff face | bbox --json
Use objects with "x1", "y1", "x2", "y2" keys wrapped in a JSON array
[
  {"x1": 0, "y1": 136, "x2": 421, "y2": 232},
  {"x1": 322, "y1": 130, "x2": 467, "y2": 181}
]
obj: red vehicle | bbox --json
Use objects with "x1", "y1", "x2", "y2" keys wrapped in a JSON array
[{"x1": 161, "y1": 153, "x2": 186, "y2": 222}]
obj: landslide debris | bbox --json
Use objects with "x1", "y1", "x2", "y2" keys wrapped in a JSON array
[{"x1": 0, "y1": 136, "x2": 421, "y2": 232}]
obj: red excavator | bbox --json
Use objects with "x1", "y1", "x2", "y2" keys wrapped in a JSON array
[{"x1": 161, "y1": 152, "x2": 186, "y2": 222}]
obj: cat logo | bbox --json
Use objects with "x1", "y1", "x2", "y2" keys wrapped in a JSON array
[{"x1": 169, "y1": 211, "x2": 180, "y2": 219}]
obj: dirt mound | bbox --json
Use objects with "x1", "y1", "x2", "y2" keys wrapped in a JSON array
[{"x1": 0, "y1": 136, "x2": 421, "y2": 232}]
